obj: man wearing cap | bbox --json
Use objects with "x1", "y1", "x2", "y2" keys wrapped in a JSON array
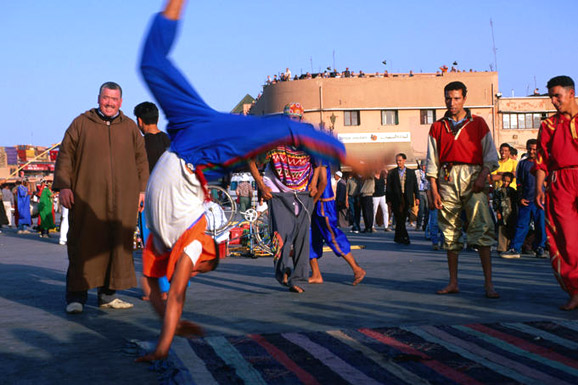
[
  {"x1": 334, "y1": 171, "x2": 348, "y2": 228},
  {"x1": 249, "y1": 103, "x2": 319, "y2": 294}
]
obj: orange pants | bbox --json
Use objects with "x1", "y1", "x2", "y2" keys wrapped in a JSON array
[{"x1": 142, "y1": 216, "x2": 216, "y2": 281}]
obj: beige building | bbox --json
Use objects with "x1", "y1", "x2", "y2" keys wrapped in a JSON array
[
  {"x1": 251, "y1": 71, "x2": 499, "y2": 165},
  {"x1": 495, "y1": 95, "x2": 554, "y2": 151},
  {"x1": 249, "y1": 71, "x2": 578, "y2": 166}
]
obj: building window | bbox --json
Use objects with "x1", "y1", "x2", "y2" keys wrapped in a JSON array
[
  {"x1": 420, "y1": 109, "x2": 436, "y2": 125},
  {"x1": 502, "y1": 113, "x2": 545, "y2": 129},
  {"x1": 381, "y1": 110, "x2": 399, "y2": 125},
  {"x1": 344, "y1": 111, "x2": 360, "y2": 126}
]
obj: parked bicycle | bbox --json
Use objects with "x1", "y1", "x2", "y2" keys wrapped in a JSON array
[{"x1": 205, "y1": 185, "x2": 273, "y2": 258}]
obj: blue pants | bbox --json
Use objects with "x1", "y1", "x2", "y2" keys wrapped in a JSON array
[
  {"x1": 427, "y1": 209, "x2": 443, "y2": 245},
  {"x1": 311, "y1": 200, "x2": 351, "y2": 259},
  {"x1": 510, "y1": 202, "x2": 546, "y2": 252},
  {"x1": 348, "y1": 196, "x2": 361, "y2": 231}
]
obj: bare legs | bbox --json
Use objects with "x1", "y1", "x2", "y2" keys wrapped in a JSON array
[
  {"x1": 478, "y1": 246, "x2": 499, "y2": 298},
  {"x1": 437, "y1": 246, "x2": 499, "y2": 298},
  {"x1": 309, "y1": 253, "x2": 366, "y2": 286},
  {"x1": 437, "y1": 251, "x2": 460, "y2": 294}
]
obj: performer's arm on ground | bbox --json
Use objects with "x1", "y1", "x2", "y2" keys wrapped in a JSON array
[{"x1": 136, "y1": 253, "x2": 194, "y2": 362}]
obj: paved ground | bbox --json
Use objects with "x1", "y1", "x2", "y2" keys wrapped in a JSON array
[{"x1": 0, "y1": 225, "x2": 575, "y2": 384}]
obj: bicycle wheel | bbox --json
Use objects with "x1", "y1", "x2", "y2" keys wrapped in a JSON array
[
  {"x1": 204, "y1": 185, "x2": 237, "y2": 234},
  {"x1": 252, "y1": 212, "x2": 272, "y2": 255}
]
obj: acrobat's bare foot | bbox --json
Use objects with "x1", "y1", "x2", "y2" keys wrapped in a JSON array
[
  {"x1": 289, "y1": 285, "x2": 305, "y2": 293},
  {"x1": 485, "y1": 287, "x2": 500, "y2": 299},
  {"x1": 308, "y1": 276, "x2": 323, "y2": 284},
  {"x1": 352, "y1": 269, "x2": 366, "y2": 286},
  {"x1": 176, "y1": 320, "x2": 205, "y2": 337},
  {"x1": 560, "y1": 295, "x2": 578, "y2": 311},
  {"x1": 436, "y1": 285, "x2": 459, "y2": 295}
]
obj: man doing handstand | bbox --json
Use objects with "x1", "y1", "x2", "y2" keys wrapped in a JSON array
[{"x1": 137, "y1": 0, "x2": 348, "y2": 361}]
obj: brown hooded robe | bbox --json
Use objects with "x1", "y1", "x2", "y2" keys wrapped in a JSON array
[{"x1": 54, "y1": 109, "x2": 149, "y2": 291}]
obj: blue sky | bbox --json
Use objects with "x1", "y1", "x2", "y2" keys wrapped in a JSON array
[{"x1": 1, "y1": 0, "x2": 577, "y2": 146}]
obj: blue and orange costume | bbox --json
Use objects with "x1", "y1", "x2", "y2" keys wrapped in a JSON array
[{"x1": 139, "y1": 13, "x2": 346, "y2": 279}]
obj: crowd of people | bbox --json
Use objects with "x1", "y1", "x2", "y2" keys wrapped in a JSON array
[
  {"x1": 0, "y1": 177, "x2": 64, "y2": 239},
  {"x1": 3, "y1": 0, "x2": 576, "y2": 363},
  {"x1": 264, "y1": 66, "x2": 481, "y2": 87}
]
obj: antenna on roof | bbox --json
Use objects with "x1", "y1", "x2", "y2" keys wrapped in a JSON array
[
  {"x1": 332, "y1": 50, "x2": 336, "y2": 71},
  {"x1": 490, "y1": 18, "x2": 498, "y2": 72}
]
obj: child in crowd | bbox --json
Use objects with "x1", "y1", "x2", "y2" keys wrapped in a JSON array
[{"x1": 493, "y1": 172, "x2": 518, "y2": 257}]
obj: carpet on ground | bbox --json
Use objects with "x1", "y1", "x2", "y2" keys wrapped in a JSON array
[{"x1": 126, "y1": 320, "x2": 578, "y2": 385}]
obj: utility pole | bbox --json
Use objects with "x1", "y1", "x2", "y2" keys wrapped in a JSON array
[{"x1": 490, "y1": 18, "x2": 498, "y2": 72}]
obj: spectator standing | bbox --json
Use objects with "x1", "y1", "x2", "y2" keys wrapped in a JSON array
[
  {"x1": 16, "y1": 179, "x2": 32, "y2": 233},
  {"x1": 491, "y1": 143, "x2": 517, "y2": 190},
  {"x1": 2, "y1": 183, "x2": 14, "y2": 227},
  {"x1": 346, "y1": 173, "x2": 362, "y2": 233},
  {"x1": 372, "y1": 170, "x2": 390, "y2": 231},
  {"x1": 38, "y1": 182, "x2": 55, "y2": 238},
  {"x1": 236, "y1": 179, "x2": 253, "y2": 212},
  {"x1": 134, "y1": 102, "x2": 171, "y2": 175},
  {"x1": 334, "y1": 171, "x2": 349, "y2": 228},
  {"x1": 426, "y1": 81, "x2": 500, "y2": 298},
  {"x1": 54, "y1": 81, "x2": 149, "y2": 314},
  {"x1": 359, "y1": 175, "x2": 375, "y2": 232},
  {"x1": 493, "y1": 172, "x2": 517, "y2": 256},
  {"x1": 502, "y1": 139, "x2": 546, "y2": 259},
  {"x1": 416, "y1": 161, "x2": 430, "y2": 231},
  {"x1": 387, "y1": 153, "x2": 419, "y2": 244},
  {"x1": 134, "y1": 101, "x2": 171, "y2": 301},
  {"x1": 534, "y1": 76, "x2": 578, "y2": 310}
]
